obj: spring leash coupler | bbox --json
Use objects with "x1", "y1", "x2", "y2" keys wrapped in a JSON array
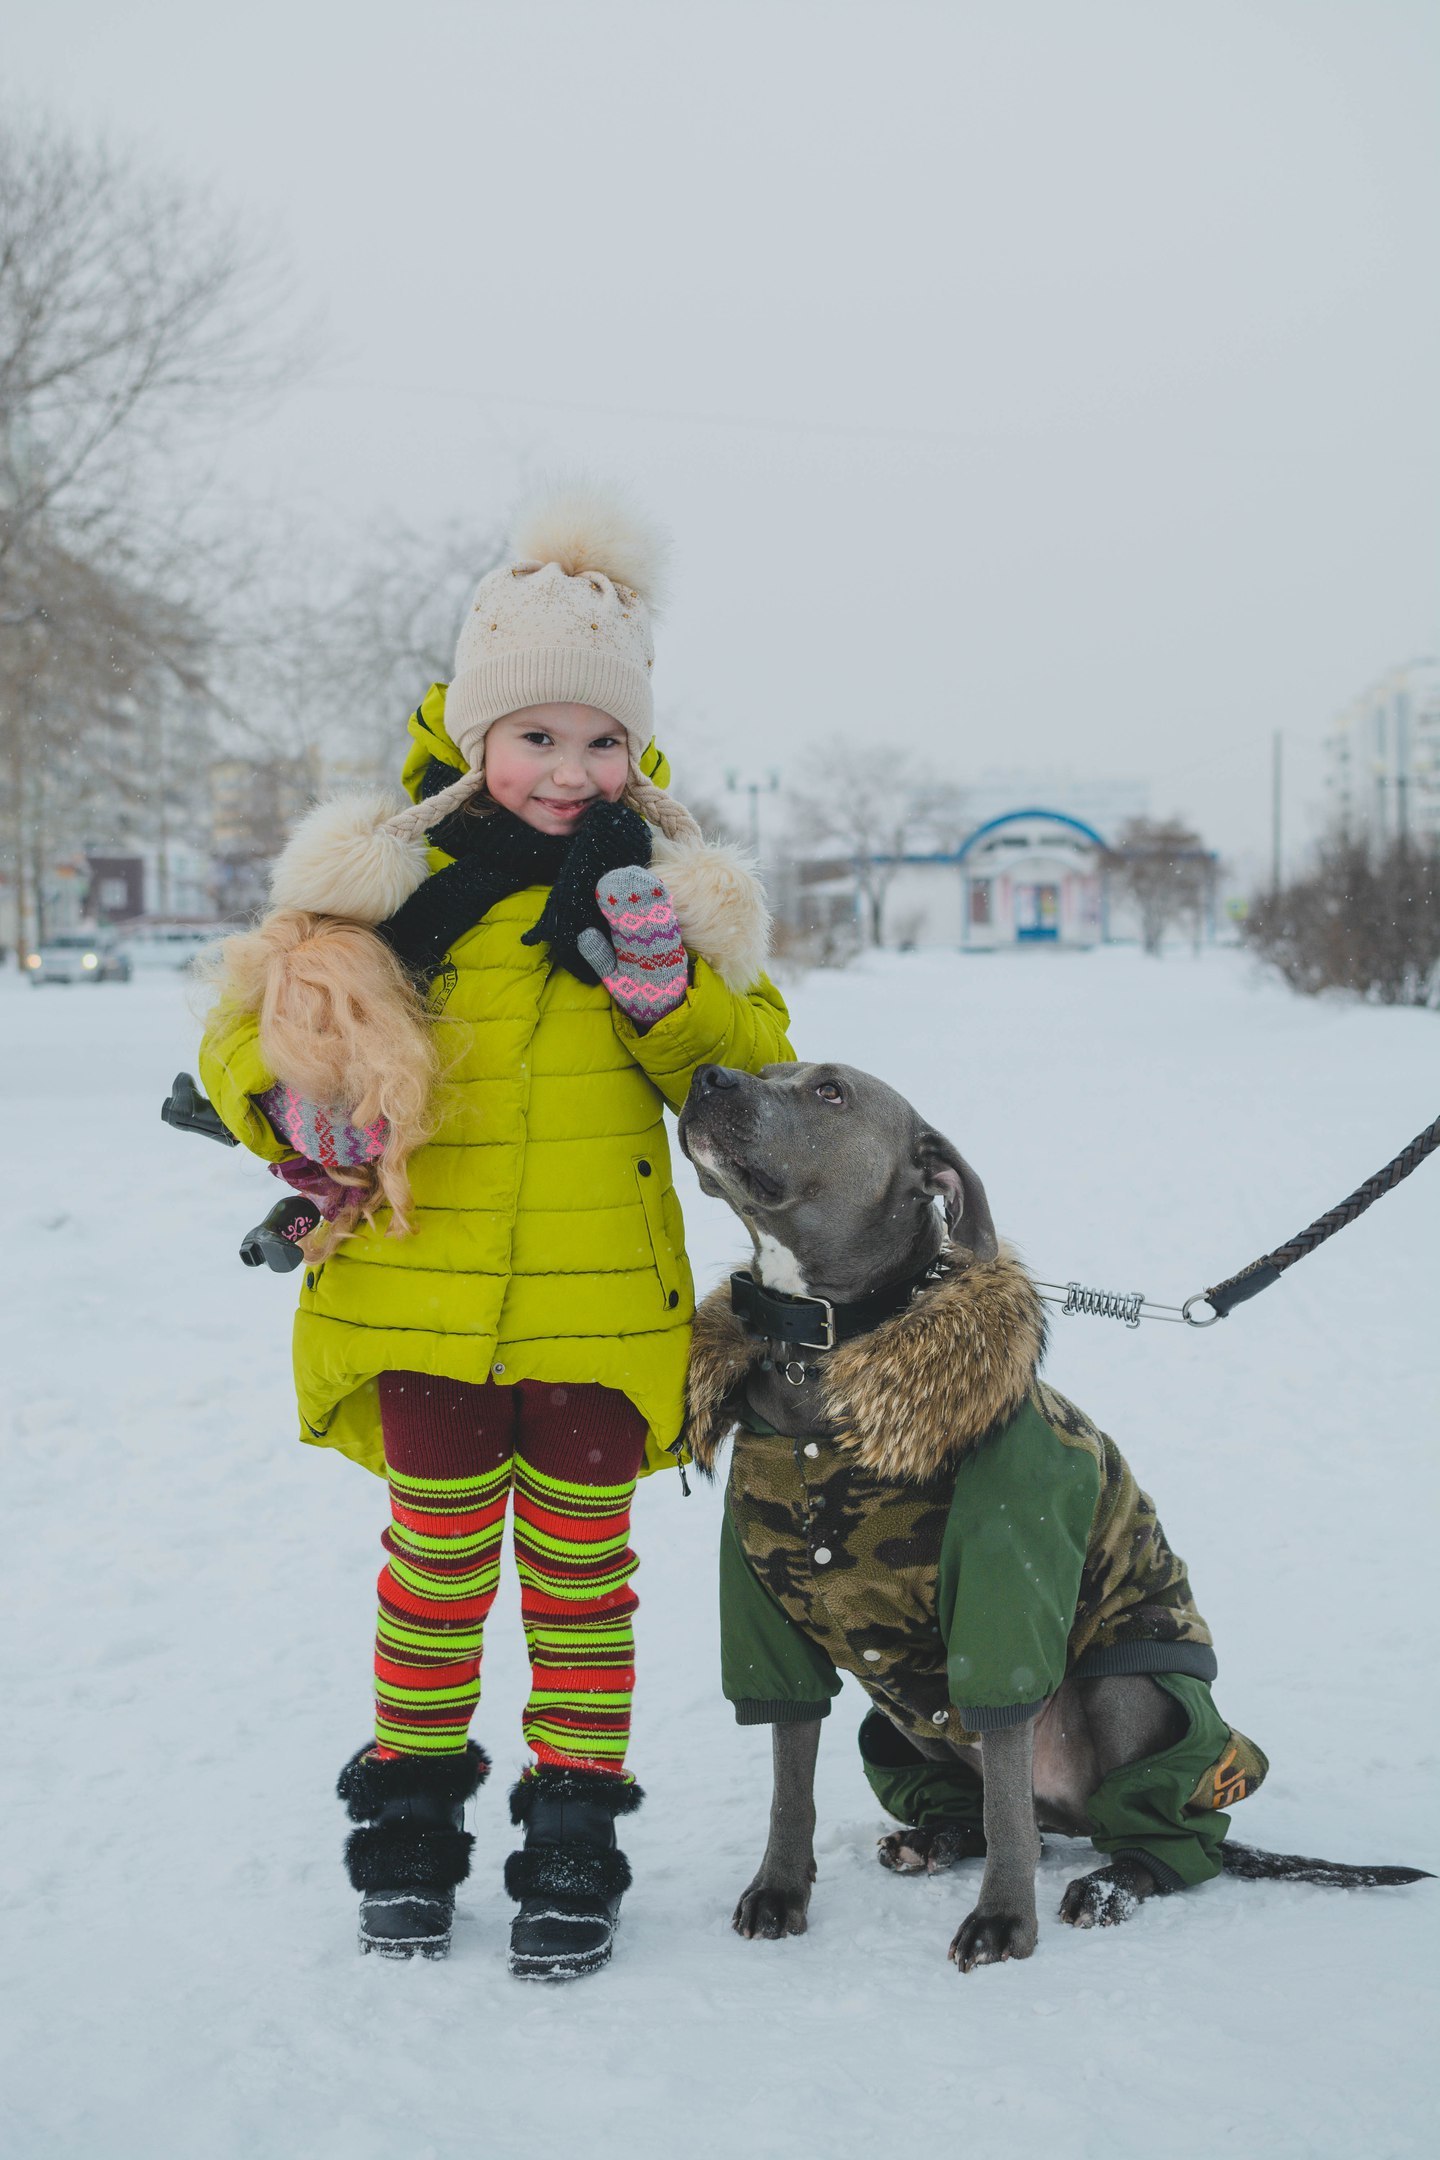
[{"x1": 1039, "y1": 1110, "x2": 1440, "y2": 1332}]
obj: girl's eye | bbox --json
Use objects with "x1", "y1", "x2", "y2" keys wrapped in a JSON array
[
  {"x1": 590, "y1": 735, "x2": 622, "y2": 751},
  {"x1": 521, "y1": 731, "x2": 554, "y2": 747},
  {"x1": 816, "y1": 1081, "x2": 844, "y2": 1105}
]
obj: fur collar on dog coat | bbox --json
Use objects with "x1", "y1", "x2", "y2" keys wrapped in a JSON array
[{"x1": 685, "y1": 1246, "x2": 1049, "y2": 1481}]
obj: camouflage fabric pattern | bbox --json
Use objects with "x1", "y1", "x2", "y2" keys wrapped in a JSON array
[
  {"x1": 1031, "y1": 1381, "x2": 1214, "y2": 1666},
  {"x1": 725, "y1": 1381, "x2": 1212, "y2": 1750},
  {"x1": 728, "y1": 1423, "x2": 965, "y2": 1745}
]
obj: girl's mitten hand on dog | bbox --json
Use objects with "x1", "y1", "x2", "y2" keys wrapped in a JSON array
[
  {"x1": 255, "y1": 1082, "x2": 389, "y2": 1168},
  {"x1": 575, "y1": 867, "x2": 688, "y2": 1031}
]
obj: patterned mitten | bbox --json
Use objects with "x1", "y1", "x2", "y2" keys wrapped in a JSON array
[
  {"x1": 256, "y1": 1082, "x2": 389, "y2": 1169},
  {"x1": 576, "y1": 867, "x2": 688, "y2": 1030}
]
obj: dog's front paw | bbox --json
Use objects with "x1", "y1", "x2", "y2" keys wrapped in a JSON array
[
  {"x1": 948, "y1": 1906, "x2": 1038, "y2": 1971},
  {"x1": 733, "y1": 1876, "x2": 813, "y2": 1940},
  {"x1": 878, "y1": 1824, "x2": 987, "y2": 1875},
  {"x1": 1059, "y1": 1857, "x2": 1156, "y2": 1929}
]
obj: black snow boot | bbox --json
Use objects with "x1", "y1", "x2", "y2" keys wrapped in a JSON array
[
  {"x1": 504, "y1": 1767, "x2": 643, "y2": 1981},
  {"x1": 337, "y1": 1741, "x2": 489, "y2": 1959}
]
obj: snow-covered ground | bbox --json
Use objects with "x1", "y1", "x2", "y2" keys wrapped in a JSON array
[{"x1": 3, "y1": 946, "x2": 1436, "y2": 2160}]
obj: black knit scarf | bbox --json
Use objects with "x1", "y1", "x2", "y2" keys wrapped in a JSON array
[{"x1": 376, "y1": 760, "x2": 652, "y2": 986}]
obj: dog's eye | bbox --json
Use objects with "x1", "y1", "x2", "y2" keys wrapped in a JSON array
[{"x1": 816, "y1": 1080, "x2": 844, "y2": 1105}]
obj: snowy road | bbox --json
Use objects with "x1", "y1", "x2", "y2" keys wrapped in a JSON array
[{"x1": 3, "y1": 948, "x2": 1436, "y2": 2160}]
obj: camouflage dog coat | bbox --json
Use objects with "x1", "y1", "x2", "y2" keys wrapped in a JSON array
[{"x1": 686, "y1": 1250, "x2": 1234, "y2": 1747}]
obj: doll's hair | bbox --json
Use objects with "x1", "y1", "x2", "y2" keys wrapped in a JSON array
[{"x1": 206, "y1": 909, "x2": 439, "y2": 1248}]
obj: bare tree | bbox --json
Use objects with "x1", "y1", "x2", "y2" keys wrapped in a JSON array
[
  {"x1": 0, "y1": 109, "x2": 301, "y2": 947},
  {"x1": 1243, "y1": 833, "x2": 1440, "y2": 1007},
  {"x1": 1102, "y1": 815, "x2": 1215, "y2": 956},
  {"x1": 0, "y1": 112, "x2": 297, "y2": 573},
  {"x1": 792, "y1": 745, "x2": 929, "y2": 946},
  {"x1": 214, "y1": 514, "x2": 505, "y2": 785}
]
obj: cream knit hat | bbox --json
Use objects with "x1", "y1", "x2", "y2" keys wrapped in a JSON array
[
  {"x1": 377, "y1": 480, "x2": 694, "y2": 845},
  {"x1": 447, "y1": 481, "x2": 661, "y2": 761}
]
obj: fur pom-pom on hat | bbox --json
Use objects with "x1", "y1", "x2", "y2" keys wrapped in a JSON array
[
  {"x1": 269, "y1": 789, "x2": 433, "y2": 924},
  {"x1": 510, "y1": 481, "x2": 669, "y2": 609},
  {"x1": 446, "y1": 478, "x2": 665, "y2": 764}
]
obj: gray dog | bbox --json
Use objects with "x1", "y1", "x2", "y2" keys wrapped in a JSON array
[{"x1": 677, "y1": 1060, "x2": 1427, "y2": 1970}]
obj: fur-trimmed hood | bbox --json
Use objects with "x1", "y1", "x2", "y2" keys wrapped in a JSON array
[{"x1": 685, "y1": 1246, "x2": 1047, "y2": 1483}]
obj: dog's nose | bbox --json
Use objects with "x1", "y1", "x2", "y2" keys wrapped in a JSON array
[{"x1": 696, "y1": 1065, "x2": 741, "y2": 1095}]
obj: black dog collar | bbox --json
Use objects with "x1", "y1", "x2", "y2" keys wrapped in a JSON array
[{"x1": 729, "y1": 1255, "x2": 945, "y2": 1355}]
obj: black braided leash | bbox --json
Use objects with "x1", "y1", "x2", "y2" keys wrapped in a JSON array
[
  {"x1": 1037, "y1": 1110, "x2": 1440, "y2": 1329},
  {"x1": 1200, "y1": 1112, "x2": 1440, "y2": 1319}
]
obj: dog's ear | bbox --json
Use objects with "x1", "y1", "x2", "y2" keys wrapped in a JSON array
[{"x1": 917, "y1": 1130, "x2": 998, "y2": 1261}]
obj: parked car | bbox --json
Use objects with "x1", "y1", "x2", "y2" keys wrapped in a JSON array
[
  {"x1": 121, "y1": 921, "x2": 230, "y2": 973},
  {"x1": 26, "y1": 928, "x2": 133, "y2": 985}
]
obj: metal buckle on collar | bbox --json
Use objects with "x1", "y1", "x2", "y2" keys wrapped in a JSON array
[
  {"x1": 788, "y1": 1300, "x2": 835, "y2": 1352},
  {"x1": 730, "y1": 1271, "x2": 835, "y2": 1352}
]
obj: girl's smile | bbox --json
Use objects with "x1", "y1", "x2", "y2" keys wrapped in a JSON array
[{"x1": 484, "y1": 704, "x2": 631, "y2": 835}]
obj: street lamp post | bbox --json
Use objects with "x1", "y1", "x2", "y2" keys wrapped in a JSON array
[{"x1": 725, "y1": 769, "x2": 780, "y2": 854}]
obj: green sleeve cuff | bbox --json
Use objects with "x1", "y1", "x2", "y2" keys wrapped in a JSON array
[
  {"x1": 955, "y1": 1698, "x2": 1047, "y2": 1731},
  {"x1": 734, "y1": 1699, "x2": 832, "y2": 1726},
  {"x1": 719, "y1": 1498, "x2": 840, "y2": 1715}
]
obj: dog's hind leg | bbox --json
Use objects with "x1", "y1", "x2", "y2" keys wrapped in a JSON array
[
  {"x1": 1059, "y1": 1675, "x2": 1186, "y2": 1929},
  {"x1": 949, "y1": 1719, "x2": 1042, "y2": 1971},
  {"x1": 879, "y1": 1822, "x2": 989, "y2": 1874},
  {"x1": 733, "y1": 1720, "x2": 821, "y2": 1940}
]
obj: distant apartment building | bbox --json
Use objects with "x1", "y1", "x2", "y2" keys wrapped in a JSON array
[
  {"x1": 208, "y1": 751, "x2": 320, "y2": 918},
  {"x1": 1323, "y1": 659, "x2": 1440, "y2": 844}
]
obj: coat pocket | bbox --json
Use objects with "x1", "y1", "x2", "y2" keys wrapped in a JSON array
[{"x1": 633, "y1": 1154, "x2": 682, "y2": 1314}]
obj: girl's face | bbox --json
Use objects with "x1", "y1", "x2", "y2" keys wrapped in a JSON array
[{"x1": 483, "y1": 704, "x2": 631, "y2": 835}]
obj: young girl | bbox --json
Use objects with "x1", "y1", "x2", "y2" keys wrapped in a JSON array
[{"x1": 199, "y1": 486, "x2": 792, "y2": 1976}]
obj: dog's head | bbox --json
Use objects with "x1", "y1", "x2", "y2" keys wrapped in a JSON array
[{"x1": 678, "y1": 1061, "x2": 997, "y2": 1300}]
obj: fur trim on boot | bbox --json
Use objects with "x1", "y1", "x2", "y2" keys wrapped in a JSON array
[
  {"x1": 337, "y1": 1740, "x2": 490, "y2": 1820},
  {"x1": 503, "y1": 1843, "x2": 633, "y2": 1904},
  {"x1": 345, "y1": 1824, "x2": 475, "y2": 1891},
  {"x1": 508, "y1": 1767, "x2": 645, "y2": 1825}
]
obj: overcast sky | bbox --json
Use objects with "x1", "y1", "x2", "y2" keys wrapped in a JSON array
[{"x1": 10, "y1": 0, "x2": 1439, "y2": 867}]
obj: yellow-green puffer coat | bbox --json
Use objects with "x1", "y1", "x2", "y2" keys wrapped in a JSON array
[{"x1": 198, "y1": 688, "x2": 793, "y2": 1480}]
